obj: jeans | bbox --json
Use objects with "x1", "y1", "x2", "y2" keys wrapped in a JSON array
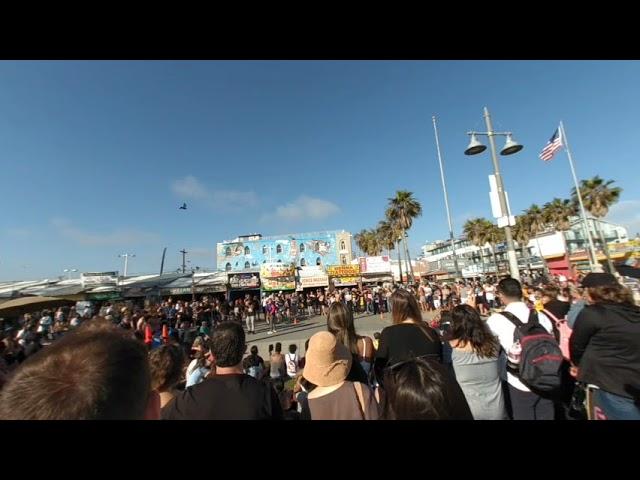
[
  {"x1": 593, "y1": 389, "x2": 640, "y2": 420},
  {"x1": 245, "y1": 315, "x2": 255, "y2": 332}
]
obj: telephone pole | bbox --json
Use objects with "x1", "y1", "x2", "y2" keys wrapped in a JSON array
[{"x1": 180, "y1": 249, "x2": 188, "y2": 273}]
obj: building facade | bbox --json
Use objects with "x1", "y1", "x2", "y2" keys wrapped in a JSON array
[
  {"x1": 216, "y1": 230, "x2": 354, "y2": 273},
  {"x1": 419, "y1": 217, "x2": 632, "y2": 279}
]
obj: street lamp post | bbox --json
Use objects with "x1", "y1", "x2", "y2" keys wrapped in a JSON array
[
  {"x1": 118, "y1": 253, "x2": 136, "y2": 278},
  {"x1": 465, "y1": 107, "x2": 523, "y2": 282},
  {"x1": 432, "y1": 115, "x2": 462, "y2": 280},
  {"x1": 63, "y1": 268, "x2": 78, "y2": 280}
]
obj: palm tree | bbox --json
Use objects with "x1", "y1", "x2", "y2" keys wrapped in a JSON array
[
  {"x1": 378, "y1": 219, "x2": 403, "y2": 281},
  {"x1": 386, "y1": 190, "x2": 422, "y2": 283},
  {"x1": 543, "y1": 198, "x2": 577, "y2": 271},
  {"x1": 523, "y1": 204, "x2": 550, "y2": 275},
  {"x1": 513, "y1": 214, "x2": 532, "y2": 271},
  {"x1": 463, "y1": 218, "x2": 491, "y2": 274},
  {"x1": 355, "y1": 229, "x2": 383, "y2": 257},
  {"x1": 572, "y1": 176, "x2": 622, "y2": 273},
  {"x1": 482, "y1": 220, "x2": 505, "y2": 275}
]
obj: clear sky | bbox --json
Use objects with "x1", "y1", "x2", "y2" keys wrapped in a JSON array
[{"x1": 1, "y1": 60, "x2": 639, "y2": 280}]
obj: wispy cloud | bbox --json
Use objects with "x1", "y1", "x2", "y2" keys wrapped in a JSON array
[
  {"x1": 51, "y1": 218, "x2": 159, "y2": 247},
  {"x1": 6, "y1": 228, "x2": 30, "y2": 238},
  {"x1": 261, "y1": 195, "x2": 340, "y2": 223},
  {"x1": 607, "y1": 200, "x2": 640, "y2": 236},
  {"x1": 171, "y1": 175, "x2": 258, "y2": 212}
]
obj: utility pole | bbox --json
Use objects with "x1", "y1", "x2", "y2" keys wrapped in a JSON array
[
  {"x1": 180, "y1": 249, "x2": 188, "y2": 274},
  {"x1": 118, "y1": 253, "x2": 135, "y2": 278}
]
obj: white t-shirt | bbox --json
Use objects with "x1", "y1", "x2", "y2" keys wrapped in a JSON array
[
  {"x1": 487, "y1": 301, "x2": 553, "y2": 392},
  {"x1": 345, "y1": 293, "x2": 352, "y2": 301},
  {"x1": 285, "y1": 352, "x2": 299, "y2": 377}
]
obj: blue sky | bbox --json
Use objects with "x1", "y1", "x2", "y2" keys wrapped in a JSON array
[{"x1": 1, "y1": 61, "x2": 639, "y2": 280}]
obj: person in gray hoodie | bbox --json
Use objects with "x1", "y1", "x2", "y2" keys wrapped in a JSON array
[{"x1": 570, "y1": 273, "x2": 640, "y2": 420}]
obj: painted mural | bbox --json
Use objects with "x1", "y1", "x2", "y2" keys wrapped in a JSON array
[{"x1": 217, "y1": 231, "x2": 344, "y2": 272}]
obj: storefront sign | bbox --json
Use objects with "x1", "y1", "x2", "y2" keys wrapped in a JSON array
[
  {"x1": 327, "y1": 265, "x2": 360, "y2": 277},
  {"x1": 260, "y1": 263, "x2": 295, "y2": 278},
  {"x1": 81, "y1": 272, "x2": 119, "y2": 288},
  {"x1": 359, "y1": 256, "x2": 391, "y2": 274},
  {"x1": 228, "y1": 273, "x2": 261, "y2": 290},
  {"x1": 298, "y1": 275, "x2": 329, "y2": 289},
  {"x1": 332, "y1": 276, "x2": 360, "y2": 286},
  {"x1": 262, "y1": 277, "x2": 296, "y2": 291}
]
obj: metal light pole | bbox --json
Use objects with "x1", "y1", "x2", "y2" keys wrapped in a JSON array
[
  {"x1": 432, "y1": 116, "x2": 462, "y2": 280},
  {"x1": 465, "y1": 107, "x2": 522, "y2": 282},
  {"x1": 118, "y1": 254, "x2": 135, "y2": 278},
  {"x1": 63, "y1": 268, "x2": 78, "y2": 280}
]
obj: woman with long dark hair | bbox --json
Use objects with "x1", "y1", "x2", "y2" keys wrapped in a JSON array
[
  {"x1": 327, "y1": 302, "x2": 375, "y2": 383},
  {"x1": 373, "y1": 289, "x2": 442, "y2": 385},
  {"x1": 382, "y1": 356, "x2": 472, "y2": 420},
  {"x1": 448, "y1": 304, "x2": 507, "y2": 420}
]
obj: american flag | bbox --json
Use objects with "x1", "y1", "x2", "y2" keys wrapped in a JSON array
[{"x1": 540, "y1": 128, "x2": 563, "y2": 162}]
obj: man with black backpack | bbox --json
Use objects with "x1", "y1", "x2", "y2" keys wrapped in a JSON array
[{"x1": 487, "y1": 278, "x2": 559, "y2": 420}]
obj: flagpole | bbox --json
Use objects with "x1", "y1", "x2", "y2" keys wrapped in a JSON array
[{"x1": 559, "y1": 121, "x2": 601, "y2": 273}]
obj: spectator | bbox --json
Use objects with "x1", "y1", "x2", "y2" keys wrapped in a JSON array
[
  {"x1": 327, "y1": 302, "x2": 374, "y2": 383},
  {"x1": 149, "y1": 344, "x2": 185, "y2": 412},
  {"x1": 301, "y1": 331, "x2": 379, "y2": 420},
  {"x1": 374, "y1": 288, "x2": 442, "y2": 386},
  {"x1": 381, "y1": 357, "x2": 473, "y2": 420},
  {"x1": 243, "y1": 345, "x2": 265, "y2": 379},
  {"x1": 570, "y1": 273, "x2": 640, "y2": 420},
  {"x1": 486, "y1": 278, "x2": 555, "y2": 420},
  {"x1": 185, "y1": 337, "x2": 211, "y2": 388},
  {"x1": 162, "y1": 322, "x2": 283, "y2": 420},
  {"x1": 269, "y1": 342, "x2": 286, "y2": 380},
  {"x1": 448, "y1": 305, "x2": 507, "y2": 420},
  {"x1": 0, "y1": 320, "x2": 160, "y2": 420},
  {"x1": 285, "y1": 344, "x2": 300, "y2": 379}
]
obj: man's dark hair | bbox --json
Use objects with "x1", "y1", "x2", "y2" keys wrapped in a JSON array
[
  {"x1": 0, "y1": 320, "x2": 151, "y2": 420},
  {"x1": 210, "y1": 321, "x2": 245, "y2": 368},
  {"x1": 288, "y1": 344, "x2": 297, "y2": 354},
  {"x1": 250, "y1": 345, "x2": 258, "y2": 355},
  {"x1": 275, "y1": 342, "x2": 282, "y2": 353},
  {"x1": 498, "y1": 278, "x2": 522, "y2": 301}
]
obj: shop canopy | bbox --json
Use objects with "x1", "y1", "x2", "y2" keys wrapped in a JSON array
[{"x1": 0, "y1": 296, "x2": 75, "y2": 316}]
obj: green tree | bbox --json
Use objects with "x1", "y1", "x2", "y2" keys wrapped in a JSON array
[{"x1": 386, "y1": 190, "x2": 422, "y2": 283}]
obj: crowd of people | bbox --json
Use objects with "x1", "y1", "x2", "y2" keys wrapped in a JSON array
[{"x1": 0, "y1": 270, "x2": 638, "y2": 420}]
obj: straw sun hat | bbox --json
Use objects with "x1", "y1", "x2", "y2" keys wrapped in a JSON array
[{"x1": 302, "y1": 331, "x2": 352, "y2": 387}]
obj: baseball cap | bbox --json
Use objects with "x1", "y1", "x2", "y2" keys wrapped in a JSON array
[{"x1": 580, "y1": 273, "x2": 618, "y2": 288}]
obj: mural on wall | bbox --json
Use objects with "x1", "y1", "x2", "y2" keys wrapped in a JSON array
[{"x1": 217, "y1": 231, "x2": 345, "y2": 272}]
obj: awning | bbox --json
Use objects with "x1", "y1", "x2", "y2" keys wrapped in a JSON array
[{"x1": 0, "y1": 296, "x2": 75, "y2": 316}]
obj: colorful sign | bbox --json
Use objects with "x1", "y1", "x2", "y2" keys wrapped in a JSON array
[
  {"x1": 228, "y1": 273, "x2": 261, "y2": 290},
  {"x1": 260, "y1": 263, "x2": 295, "y2": 278},
  {"x1": 262, "y1": 277, "x2": 296, "y2": 291},
  {"x1": 327, "y1": 265, "x2": 360, "y2": 277},
  {"x1": 359, "y1": 256, "x2": 391, "y2": 274}
]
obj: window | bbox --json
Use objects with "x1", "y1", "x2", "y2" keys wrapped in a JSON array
[
  {"x1": 244, "y1": 246, "x2": 250, "y2": 255},
  {"x1": 299, "y1": 243, "x2": 305, "y2": 252},
  {"x1": 314, "y1": 241, "x2": 319, "y2": 250},
  {"x1": 277, "y1": 259, "x2": 282, "y2": 263},
  {"x1": 263, "y1": 260, "x2": 266, "y2": 263},
  {"x1": 225, "y1": 263, "x2": 231, "y2": 271},
  {"x1": 225, "y1": 247, "x2": 231, "y2": 256},
  {"x1": 300, "y1": 258, "x2": 306, "y2": 266},
  {"x1": 340, "y1": 240, "x2": 346, "y2": 250},
  {"x1": 276, "y1": 244, "x2": 282, "y2": 254},
  {"x1": 341, "y1": 255, "x2": 347, "y2": 265},
  {"x1": 316, "y1": 257, "x2": 321, "y2": 266},
  {"x1": 244, "y1": 261, "x2": 250, "y2": 269},
  {"x1": 262, "y1": 245, "x2": 269, "y2": 255}
]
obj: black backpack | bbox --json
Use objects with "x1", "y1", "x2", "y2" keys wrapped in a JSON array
[{"x1": 499, "y1": 310, "x2": 563, "y2": 394}]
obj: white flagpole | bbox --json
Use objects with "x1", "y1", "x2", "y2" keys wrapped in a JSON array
[{"x1": 559, "y1": 121, "x2": 601, "y2": 273}]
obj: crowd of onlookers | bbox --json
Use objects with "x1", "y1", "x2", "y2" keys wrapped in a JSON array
[{"x1": 0, "y1": 270, "x2": 638, "y2": 420}]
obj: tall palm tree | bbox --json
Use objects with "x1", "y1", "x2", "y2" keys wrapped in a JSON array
[
  {"x1": 463, "y1": 218, "x2": 491, "y2": 274},
  {"x1": 572, "y1": 176, "x2": 622, "y2": 273},
  {"x1": 523, "y1": 204, "x2": 550, "y2": 275},
  {"x1": 513, "y1": 214, "x2": 532, "y2": 271},
  {"x1": 378, "y1": 219, "x2": 403, "y2": 281},
  {"x1": 355, "y1": 229, "x2": 383, "y2": 257},
  {"x1": 386, "y1": 190, "x2": 422, "y2": 283}
]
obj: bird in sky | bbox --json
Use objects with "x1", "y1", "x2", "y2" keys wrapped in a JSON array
[{"x1": 179, "y1": 203, "x2": 187, "y2": 210}]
